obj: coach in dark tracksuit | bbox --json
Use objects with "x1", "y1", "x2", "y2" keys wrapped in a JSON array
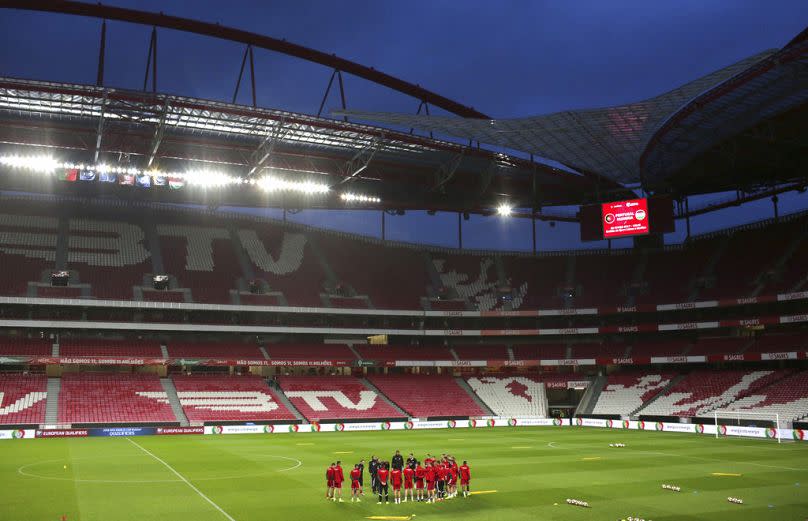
[
  {"x1": 369, "y1": 456, "x2": 379, "y2": 494},
  {"x1": 406, "y1": 453, "x2": 417, "y2": 470},
  {"x1": 391, "y1": 450, "x2": 404, "y2": 471}
]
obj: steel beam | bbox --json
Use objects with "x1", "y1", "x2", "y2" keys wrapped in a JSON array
[
  {"x1": 93, "y1": 90, "x2": 108, "y2": 162},
  {"x1": 336, "y1": 136, "x2": 382, "y2": 186},
  {"x1": 248, "y1": 120, "x2": 290, "y2": 176},
  {"x1": 0, "y1": 0, "x2": 488, "y2": 118},
  {"x1": 146, "y1": 101, "x2": 168, "y2": 167},
  {"x1": 432, "y1": 148, "x2": 466, "y2": 192}
]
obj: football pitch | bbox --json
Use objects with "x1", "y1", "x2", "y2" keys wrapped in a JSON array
[{"x1": 1, "y1": 427, "x2": 806, "y2": 521}]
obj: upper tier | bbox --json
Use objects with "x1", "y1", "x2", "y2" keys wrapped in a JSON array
[{"x1": 0, "y1": 197, "x2": 805, "y2": 311}]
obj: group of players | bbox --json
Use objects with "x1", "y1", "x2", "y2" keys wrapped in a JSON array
[{"x1": 325, "y1": 450, "x2": 472, "y2": 504}]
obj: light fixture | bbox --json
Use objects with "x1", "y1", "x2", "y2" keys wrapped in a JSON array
[
  {"x1": 257, "y1": 176, "x2": 329, "y2": 194},
  {"x1": 0, "y1": 155, "x2": 59, "y2": 172},
  {"x1": 183, "y1": 170, "x2": 240, "y2": 187},
  {"x1": 340, "y1": 192, "x2": 381, "y2": 203},
  {"x1": 497, "y1": 203, "x2": 513, "y2": 216}
]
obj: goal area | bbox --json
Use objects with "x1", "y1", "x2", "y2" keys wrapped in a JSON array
[{"x1": 713, "y1": 409, "x2": 785, "y2": 443}]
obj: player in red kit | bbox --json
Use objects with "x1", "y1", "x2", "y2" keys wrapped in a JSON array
[
  {"x1": 376, "y1": 462, "x2": 390, "y2": 504},
  {"x1": 459, "y1": 460, "x2": 471, "y2": 498},
  {"x1": 402, "y1": 464, "x2": 415, "y2": 503},
  {"x1": 436, "y1": 462, "x2": 448, "y2": 499},
  {"x1": 448, "y1": 458, "x2": 459, "y2": 498},
  {"x1": 332, "y1": 460, "x2": 345, "y2": 502},
  {"x1": 391, "y1": 467, "x2": 403, "y2": 504},
  {"x1": 350, "y1": 464, "x2": 362, "y2": 502},
  {"x1": 425, "y1": 462, "x2": 436, "y2": 503},
  {"x1": 326, "y1": 463, "x2": 335, "y2": 500},
  {"x1": 414, "y1": 461, "x2": 426, "y2": 502}
]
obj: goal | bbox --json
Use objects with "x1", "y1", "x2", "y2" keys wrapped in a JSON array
[{"x1": 712, "y1": 409, "x2": 783, "y2": 443}]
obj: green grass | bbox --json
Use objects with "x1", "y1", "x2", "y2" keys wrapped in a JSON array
[{"x1": 1, "y1": 427, "x2": 807, "y2": 520}]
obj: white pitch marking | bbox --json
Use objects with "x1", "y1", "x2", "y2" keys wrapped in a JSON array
[
  {"x1": 17, "y1": 454, "x2": 301, "y2": 483},
  {"x1": 547, "y1": 442, "x2": 559, "y2": 449},
  {"x1": 126, "y1": 438, "x2": 237, "y2": 521}
]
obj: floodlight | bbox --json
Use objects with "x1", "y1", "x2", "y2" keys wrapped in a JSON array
[{"x1": 497, "y1": 203, "x2": 513, "y2": 216}]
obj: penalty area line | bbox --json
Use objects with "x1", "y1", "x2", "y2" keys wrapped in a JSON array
[
  {"x1": 126, "y1": 438, "x2": 236, "y2": 521},
  {"x1": 469, "y1": 490, "x2": 498, "y2": 495},
  {"x1": 365, "y1": 516, "x2": 416, "y2": 520}
]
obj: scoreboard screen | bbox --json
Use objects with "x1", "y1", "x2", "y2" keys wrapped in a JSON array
[{"x1": 601, "y1": 198, "x2": 650, "y2": 238}]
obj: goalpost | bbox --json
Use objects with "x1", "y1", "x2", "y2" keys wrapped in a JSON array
[{"x1": 713, "y1": 409, "x2": 783, "y2": 443}]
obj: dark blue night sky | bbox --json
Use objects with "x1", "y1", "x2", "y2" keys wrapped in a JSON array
[{"x1": 1, "y1": 1, "x2": 807, "y2": 251}]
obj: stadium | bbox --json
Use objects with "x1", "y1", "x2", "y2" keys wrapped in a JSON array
[{"x1": 0, "y1": 2, "x2": 807, "y2": 520}]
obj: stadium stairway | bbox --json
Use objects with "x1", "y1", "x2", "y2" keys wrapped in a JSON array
[
  {"x1": 160, "y1": 344, "x2": 169, "y2": 358},
  {"x1": 161, "y1": 378, "x2": 189, "y2": 426},
  {"x1": 45, "y1": 377, "x2": 60, "y2": 424},
  {"x1": 270, "y1": 381, "x2": 306, "y2": 422},
  {"x1": 347, "y1": 344, "x2": 362, "y2": 360},
  {"x1": 574, "y1": 374, "x2": 606, "y2": 416},
  {"x1": 359, "y1": 378, "x2": 409, "y2": 418},
  {"x1": 631, "y1": 374, "x2": 686, "y2": 417},
  {"x1": 455, "y1": 377, "x2": 495, "y2": 416},
  {"x1": 259, "y1": 346, "x2": 271, "y2": 359},
  {"x1": 506, "y1": 346, "x2": 515, "y2": 361}
]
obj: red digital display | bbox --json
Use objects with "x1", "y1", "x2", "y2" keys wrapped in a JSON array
[{"x1": 602, "y1": 198, "x2": 650, "y2": 238}]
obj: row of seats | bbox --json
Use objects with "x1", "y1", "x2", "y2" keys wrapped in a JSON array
[
  {"x1": 171, "y1": 375, "x2": 296, "y2": 422},
  {"x1": 58, "y1": 373, "x2": 175, "y2": 424},
  {"x1": 0, "y1": 374, "x2": 47, "y2": 424},
  {"x1": 592, "y1": 372, "x2": 675, "y2": 415},
  {"x1": 591, "y1": 369, "x2": 808, "y2": 422},
  {"x1": 366, "y1": 374, "x2": 486, "y2": 418},
  {"x1": 466, "y1": 375, "x2": 547, "y2": 417},
  {"x1": 278, "y1": 376, "x2": 404, "y2": 420},
  {"x1": 1, "y1": 202, "x2": 806, "y2": 308},
  {"x1": 1, "y1": 336, "x2": 802, "y2": 359},
  {"x1": 638, "y1": 370, "x2": 787, "y2": 417},
  {"x1": 2, "y1": 370, "x2": 807, "y2": 425}
]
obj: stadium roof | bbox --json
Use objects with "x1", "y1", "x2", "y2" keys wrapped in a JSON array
[
  {"x1": 641, "y1": 28, "x2": 808, "y2": 192},
  {"x1": 0, "y1": 77, "x2": 597, "y2": 214},
  {"x1": 337, "y1": 51, "x2": 775, "y2": 185}
]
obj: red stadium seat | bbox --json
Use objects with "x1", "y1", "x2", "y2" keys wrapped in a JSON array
[
  {"x1": 58, "y1": 373, "x2": 175, "y2": 424},
  {"x1": 0, "y1": 374, "x2": 48, "y2": 425},
  {"x1": 172, "y1": 375, "x2": 296, "y2": 422},
  {"x1": 278, "y1": 376, "x2": 404, "y2": 420},
  {"x1": 366, "y1": 374, "x2": 485, "y2": 418}
]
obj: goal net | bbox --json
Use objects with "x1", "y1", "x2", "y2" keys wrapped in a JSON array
[{"x1": 712, "y1": 409, "x2": 784, "y2": 443}]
